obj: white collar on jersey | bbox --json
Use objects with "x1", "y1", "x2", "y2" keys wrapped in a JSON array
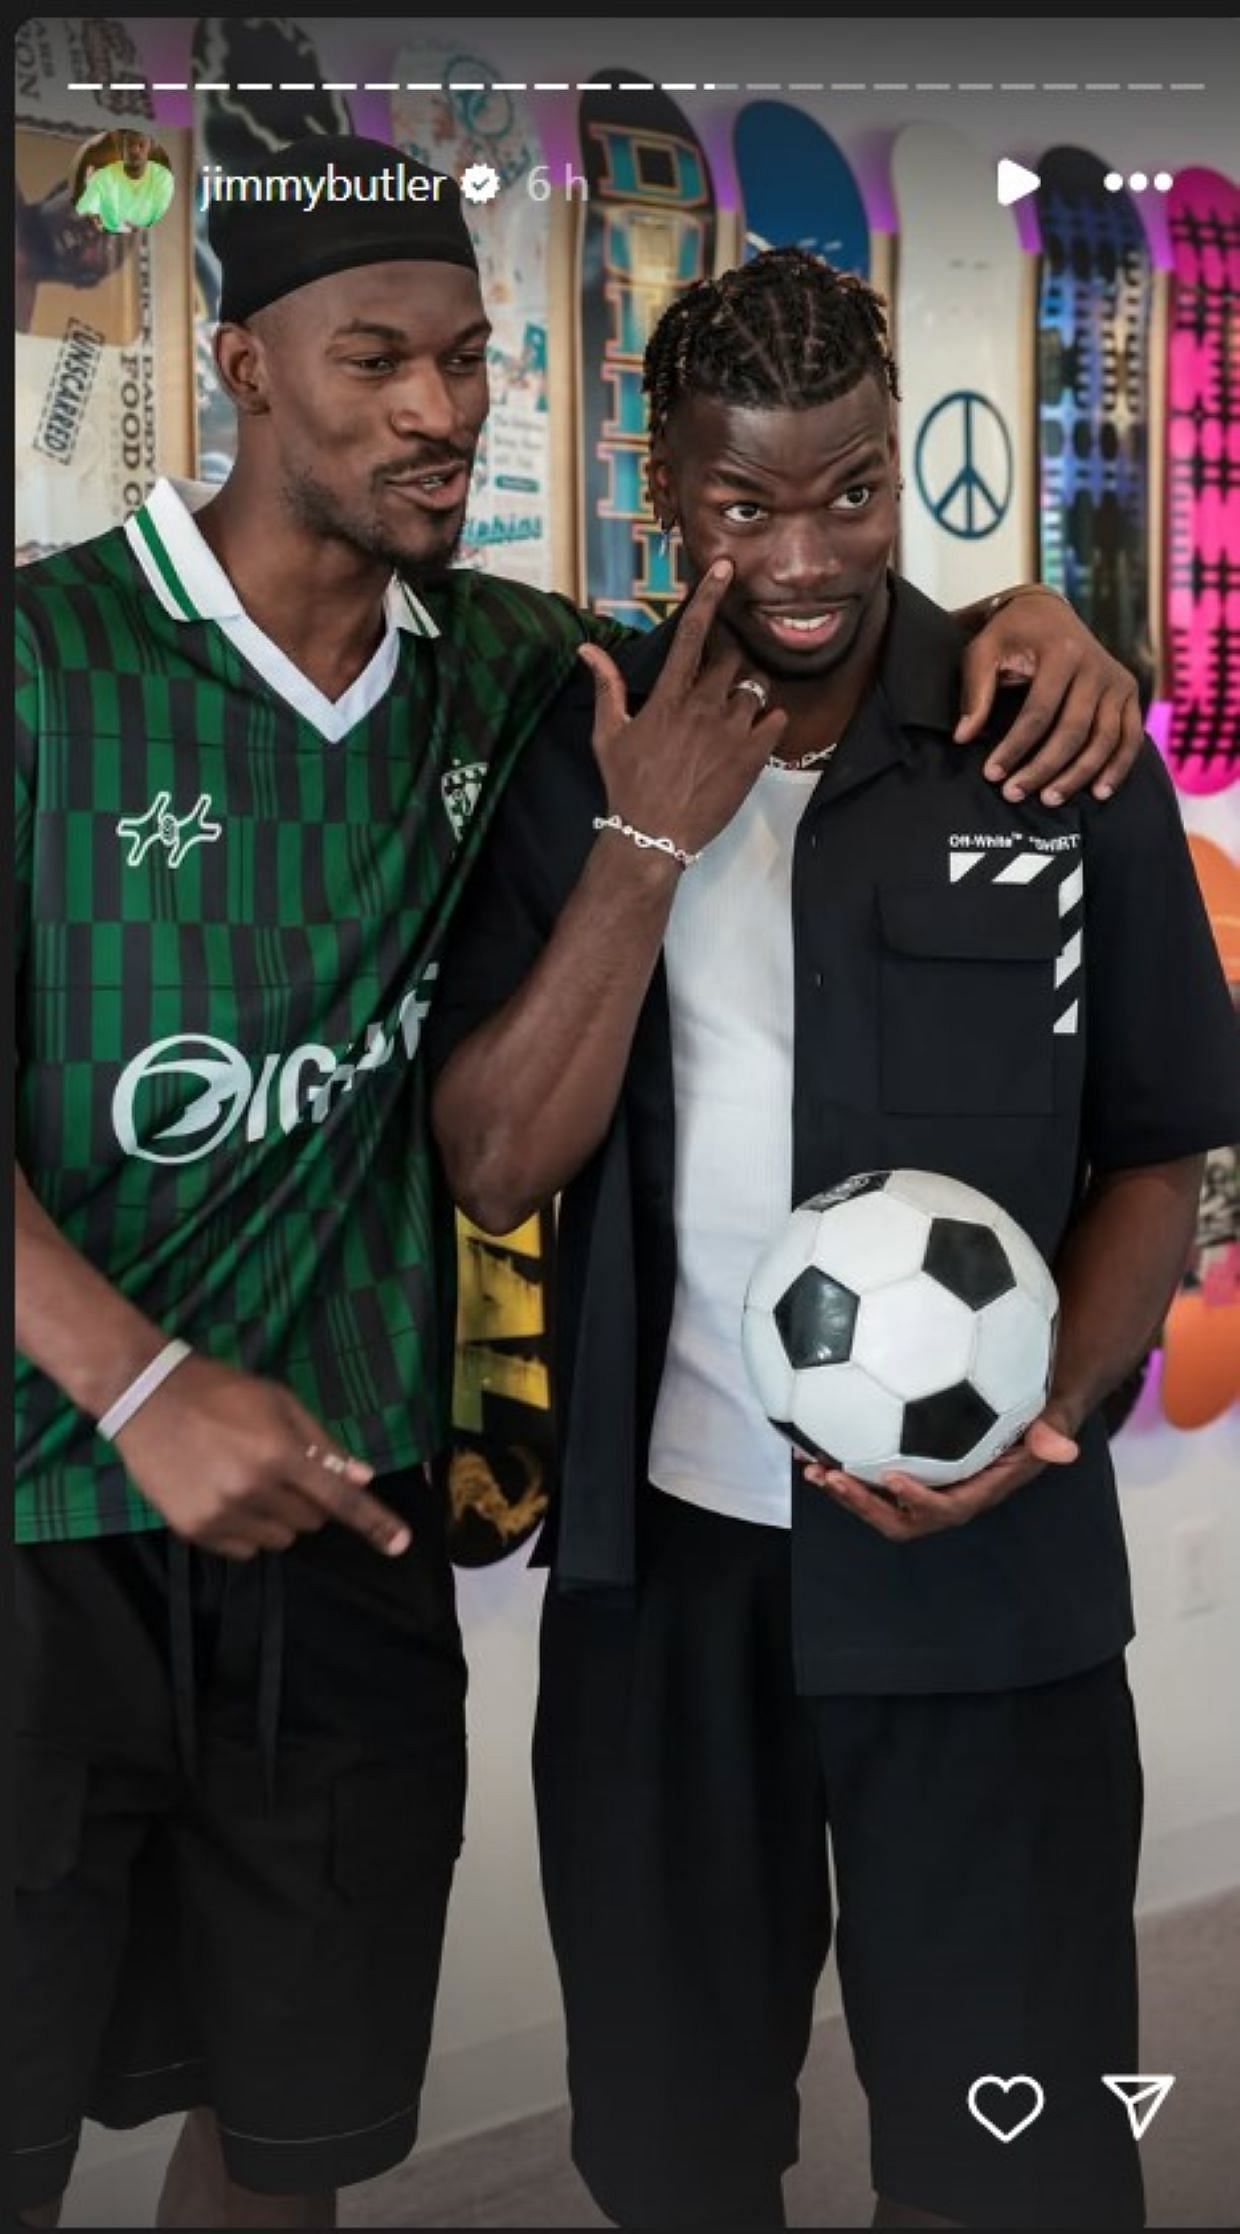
[{"x1": 123, "y1": 475, "x2": 440, "y2": 744}]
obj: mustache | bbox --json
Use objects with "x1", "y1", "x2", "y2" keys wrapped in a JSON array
[{"x1": 377, "y1": 448, "x2": 475, "y2": 482}]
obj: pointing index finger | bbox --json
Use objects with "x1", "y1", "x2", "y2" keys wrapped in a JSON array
[
  {"x1": 660, "y1": 561, "x2": 734, "y2": 697},
  {"x1": 298, "y1": 1445, "x2": 411, "y2": 1555}
]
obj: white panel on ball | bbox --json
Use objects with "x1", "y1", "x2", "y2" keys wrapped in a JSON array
[
  {"x1": 740, "y1": 1305, "x2": 797, "y2": 1421},
  {"x1": 884, "y1": 1169, "x2": 1006, "y2": 1226},
  {"x1": 809, "y1": 1189, "x2": 930, "y2": 1290},
  {"x1": 853, "y1": 1275, "x2": 976, "y2": 1401},
  {"x1": 971, "y1": 1286, "x2": 1054, "y2": 1413},
  {"x1": 860, "y1": 1449, "x2": 977, "y2": 1490},
  {"x1": 793, "y1": 1362, "x2": 903, "y2": 1468},
  {"x1": 745, "y1": 1205, "x2": 824, "y2": 1312}
]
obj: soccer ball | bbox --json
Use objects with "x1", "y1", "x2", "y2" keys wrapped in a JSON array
[{"x1": 741, "y1": 1170, "x2": 1058, "y2": 1487}]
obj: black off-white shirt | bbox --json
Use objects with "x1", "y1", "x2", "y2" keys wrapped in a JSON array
[{"x1": 430, "y1": 580, "x2": 1240, "y2": 1695}]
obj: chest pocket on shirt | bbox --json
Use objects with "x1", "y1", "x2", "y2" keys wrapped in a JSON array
[{"x1": 877, "y1": 878, "x2": 1062, "y2": 1115}]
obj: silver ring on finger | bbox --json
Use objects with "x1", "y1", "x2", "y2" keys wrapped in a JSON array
[
  {"x1": 305, "y1": 1442, "x2": 350, "y2": 1476},
  {"x1": 730, "y1": 676, "x2": 770, "y2": 715}
]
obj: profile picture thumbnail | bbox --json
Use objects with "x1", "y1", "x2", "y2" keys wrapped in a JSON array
[{"x1": 71, "y1": 128, "x2": 175, "y2": 235}]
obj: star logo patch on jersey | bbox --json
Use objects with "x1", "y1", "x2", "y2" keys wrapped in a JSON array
[
  {"x1": 441, "y1": 764, "x2": 487, "y2": 844},
  {"x1": 116, "y1": 791, "x2": 222, "y2": 869}
]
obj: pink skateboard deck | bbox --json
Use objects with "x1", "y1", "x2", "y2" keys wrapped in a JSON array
[{"x1": 1164, "y1": 168, "x2": 1240, "y2": 794}]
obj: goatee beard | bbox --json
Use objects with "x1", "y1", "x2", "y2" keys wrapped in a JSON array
[
  {"x1": 283, "y1": 468, "x2": 466, "y2": 579},
  {"x1": 398, "y1": 527, "x2": 463, "y2": 589}
]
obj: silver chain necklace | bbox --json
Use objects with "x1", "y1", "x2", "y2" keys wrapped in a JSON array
[{"x1": 767, "y1": 739, "x2": 839, "y2": 772}]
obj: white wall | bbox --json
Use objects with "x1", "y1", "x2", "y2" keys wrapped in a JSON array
[
  {"x1": 1123, "y1": 1413, "x2": 1240, "y2": 1912},
  {"x1": 418, "y1": 1558, "x2": 559, "y2": 2145}
]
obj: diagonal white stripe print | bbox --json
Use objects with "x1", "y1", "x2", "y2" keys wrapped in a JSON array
[
  {"x1": 994, "y1": 852, "x2": 1053, "y2": 884},
  {"x1": 950, "y1": 852, "x2": 984, "y2": 882},
  {"x1": 1053, "y1": 999, "x2": 1079, "y2": 1035},
  {"x1": 1055, "y1": 930, "x2": 1082, "y2": 988},
  {"x1": 1058, "y1": 863, "x2": 1084, "y2": 916}
]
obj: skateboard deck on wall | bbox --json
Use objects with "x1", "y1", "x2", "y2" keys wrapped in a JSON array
[
  {"x1": 891, "y1": 124, "x2": 1034, "y2": 609},
  {"x1": 443, "y1": 1212, "x2": 555, "y2": 1566},
  {"x1": 391, "y1": 52, "x2": 563, "y2": 1559},
  {"x1": 190, "y1": 17, "x2": 353, "y2": 482},
  {"x1": 1034, "y1": 146, "x2": 1156, "y2": 706},
  {"x1": 1160, "y1": 835, "x2": 1240, "y2": 1428},
  {"x1": 576, "y1": 75, "x2": 716, "y2": 629},
  {"x1": 391, "y1": 47, "x2": 555, "y2": 592},
  {"x1": 1164, "y1": 167, "x2": 1240, "y2": 795},
  {"x1": 734, "y1": 102, "x2": 869, "y2": 276}
]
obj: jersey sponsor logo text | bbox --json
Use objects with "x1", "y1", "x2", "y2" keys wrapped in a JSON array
[
  {"x1": 111, "y1": 969, "x2": 438, "y2": 1164},
  {"x1": 116, "y1": 791, "x2": 222, "y2": 869}
]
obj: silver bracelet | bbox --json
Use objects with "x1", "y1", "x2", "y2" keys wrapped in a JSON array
[
  {"x1": 96, "y1": 1338, "x2": 193, "y2": 1442},
  {"x1": 592, "y1": 814, "x2": 700, "y2": 870},
  {"x1": 986, "y1": 585, "x2": 1070, "y2": 618}
]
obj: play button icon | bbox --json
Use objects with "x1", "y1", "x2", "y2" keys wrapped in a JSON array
[{"x1": 997, "y1": 157, "x2": 1042, "y2": 207}]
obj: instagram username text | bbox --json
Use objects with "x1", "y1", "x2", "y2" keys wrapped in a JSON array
[{"x1": 197, "y1": 162, "x2": 448, "y2": 214}]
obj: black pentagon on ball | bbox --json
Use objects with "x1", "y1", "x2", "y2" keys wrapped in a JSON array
[
  {"x1": 901, "y1": 1381, "x2": 998, "y2": 1462},
  {"x1": 922, "y1": 1217, "x2": 1016, "y2": 1309},
  {"x1": 770, "y1": 1420, "x2": 836, "y2": 1465},
  {"x1": 774, "y1": 1267, "x2": 859, "y2": 1370}
]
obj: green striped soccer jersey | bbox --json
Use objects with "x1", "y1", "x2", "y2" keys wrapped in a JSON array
[{"x1": 15, "y1": 478, "x2": 622, "y2": 1543}]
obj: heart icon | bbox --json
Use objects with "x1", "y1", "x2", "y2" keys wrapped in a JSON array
[{"x1": 967, "y1": 2074, "x2": 1045, "y2": 2143}]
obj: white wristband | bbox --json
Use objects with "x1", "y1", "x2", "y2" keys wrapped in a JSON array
[
  {"x1": 592, "y1": 814, "x2": 700, "y2": 870},
  {"x1": 96, "y1": 1339, "x2": 193, "y2": 1442}
]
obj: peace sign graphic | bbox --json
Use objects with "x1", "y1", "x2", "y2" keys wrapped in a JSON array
[{"x1": 914, "y1": 391, "x2": 1013, "y2": 540}]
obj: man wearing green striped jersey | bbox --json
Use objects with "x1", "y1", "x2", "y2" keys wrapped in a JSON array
[{"x1": 14, "y1": 136, "x2": 1145, "y2": 2230}]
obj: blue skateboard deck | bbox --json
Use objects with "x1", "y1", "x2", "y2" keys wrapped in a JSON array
[{"x1": 735, "y1": 102, "x2": 869, "y2": 275}]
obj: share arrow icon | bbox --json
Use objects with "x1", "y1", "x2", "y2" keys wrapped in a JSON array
[{"x1": 1102, "y1": 2074, "x2": 1176, "y2": 2139}]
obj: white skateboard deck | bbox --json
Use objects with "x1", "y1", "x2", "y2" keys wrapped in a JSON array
[{"x1": 892, "y1": 124, "x2": 1035, "y2": 606}]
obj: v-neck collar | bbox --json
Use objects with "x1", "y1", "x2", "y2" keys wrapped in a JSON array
[{"x1": 124, "y1": 475, "x2": 440, "y2": 743}]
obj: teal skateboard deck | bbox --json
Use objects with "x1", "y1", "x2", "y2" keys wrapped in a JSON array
[{"x1": 577, "y1": 76, "x2": 716, "y2": 628}]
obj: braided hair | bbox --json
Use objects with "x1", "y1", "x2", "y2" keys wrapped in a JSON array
[{"x1": 644, "y1": 247, "x2": 899, "y2": 450}]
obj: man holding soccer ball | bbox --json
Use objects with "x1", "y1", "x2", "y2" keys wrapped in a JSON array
[{"x1": 431, "y1": 251, "x2": 1240, "y2": 2228}]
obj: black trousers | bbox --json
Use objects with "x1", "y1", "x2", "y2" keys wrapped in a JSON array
[
  {"x1": 534, "y1": 1488, "x2": 1145, "y2": 2230},
  {"x1": 15, "y1": 1468, "x2": 465, "y2": 2209}
]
